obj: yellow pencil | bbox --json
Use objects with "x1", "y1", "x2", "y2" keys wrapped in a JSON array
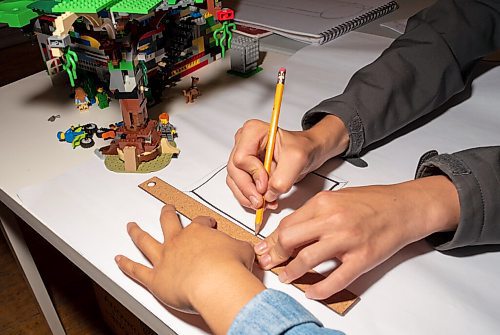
[{"x1": 255, "y1": 67, "x2": 286, "y2": 235}]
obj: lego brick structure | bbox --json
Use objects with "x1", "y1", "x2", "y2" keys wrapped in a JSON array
[{"x1": 0, "y1": 0, "x2": 236, "y2": 173}]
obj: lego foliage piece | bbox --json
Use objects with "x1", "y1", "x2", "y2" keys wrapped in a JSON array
[
  {"x1": 62, "y1": 47, "x2": 78, "y2": 87},
  {"x1": 110, "y1": 0, "x2": 162, "y2": 14},
  {"x1": 51, "y1": 0, "x2": 120, "y2": 13},
  {"x1": 213, "y1": 21, "x2": 236, "y2": 58},
  {"x1": 0, "y1": 0, "x2": 38, "y2": 27},
  {"x1": 213, "y1": 10, "x2": 236, "y2": 58}
]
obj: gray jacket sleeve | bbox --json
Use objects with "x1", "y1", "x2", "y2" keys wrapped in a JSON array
[
  {"x1": 416, "y1": 147, "x2": 500, "y2": 250},
  {"x1": 301, "y1": 0, "x2": 500, "y2": 250}
]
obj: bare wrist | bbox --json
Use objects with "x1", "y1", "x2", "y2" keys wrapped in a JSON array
[
  {"x1": 397, "y1": 176, "x2": 460, "y2": 242},
  {"x1": 304, "y1": 115, "x2": 350, "y2": 163},
  {"x1": 190, "y1": 264, "x2": 265, "y2": 335}
]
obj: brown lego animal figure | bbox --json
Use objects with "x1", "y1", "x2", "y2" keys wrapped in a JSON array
[{"x1": 182, "y1": 76, "x2": 201, "y2": 103}]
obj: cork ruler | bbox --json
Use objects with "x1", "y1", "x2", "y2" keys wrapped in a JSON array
[{"x1": 139, "y1": 176, "x2": 359, "y2": 315}]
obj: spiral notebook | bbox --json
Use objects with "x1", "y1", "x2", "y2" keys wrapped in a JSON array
[{"x1": 225, "y1": 0, "x2": 399, "y2": 45}]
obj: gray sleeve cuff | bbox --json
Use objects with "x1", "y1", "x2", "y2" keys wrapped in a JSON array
[
  {"x1": 415, "y1": 147, "x2": 500, "y2": 250},
  {"x1": 302, "y1": 99, "x2": 364, "y2": 157}
]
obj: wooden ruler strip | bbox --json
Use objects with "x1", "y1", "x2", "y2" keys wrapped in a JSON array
[{"x1": 139, "y1": 176, "x2": 359, "y2": 315}]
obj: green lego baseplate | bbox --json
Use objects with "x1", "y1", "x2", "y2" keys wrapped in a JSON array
[
  {"x1": 0, "y1": 0, "x2": 210, "y2": 27},
  {"x1": 0, "y1": 0, "x2": 39, "y2": 27},
  {"x1": 28, "y1": 0, "x2": 61, "y2": 14},
  {"x1": 51, "y1": 0, "x2": 120, "y2": 13},
  {"x1": 110, "y1": 0, "x2": 162, "y2": 14}
]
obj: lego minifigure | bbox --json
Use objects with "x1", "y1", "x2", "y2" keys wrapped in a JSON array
[
  {"x1": 95, "y1": 87, "x2": 110, "y2": 109},
  {"x1": 158, "y1": 113, "x2": 177, "y2": 142},
  {"x1": 158, "y1": 112, "x2": 180, "y2": 157},
  {"x1": 74, "y1": 87, "x2": 90, "y2": 111}
]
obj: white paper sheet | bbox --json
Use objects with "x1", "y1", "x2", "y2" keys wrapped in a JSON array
[{"x1": 191, "y1": 165, "x2": 345, "y2": 238}]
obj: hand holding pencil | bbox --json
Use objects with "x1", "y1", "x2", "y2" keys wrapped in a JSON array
[
  {"x1": 226, "y1": 67, "x2": 343, "y2": 234},
  {"x1": 254, "y1": 68, "x2": 286, "y2": 235}
]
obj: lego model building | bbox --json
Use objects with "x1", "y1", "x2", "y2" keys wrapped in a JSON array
[{"x1": 0, "y1": 0, "x2": 236, "y2": 172}]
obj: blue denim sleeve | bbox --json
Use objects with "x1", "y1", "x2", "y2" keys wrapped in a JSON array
[{"x1": 228, "y1": 289, "x2": 344, "y2": 335}]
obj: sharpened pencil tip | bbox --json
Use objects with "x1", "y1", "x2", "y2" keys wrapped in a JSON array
[{"x1": 254, "y1": 223, "x2": 261, "y2": 235}]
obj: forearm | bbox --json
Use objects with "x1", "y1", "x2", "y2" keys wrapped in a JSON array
[
  {"x1": 303, "y1": 0, "x2": 500, "y2": 157},
  {"x1": 191, "y1": 264, "x2": 265, "y2": 335}
]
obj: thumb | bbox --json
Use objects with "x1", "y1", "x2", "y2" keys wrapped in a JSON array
[{"x1": 256, "y1": 232, "x2": 293, "y2": 270}]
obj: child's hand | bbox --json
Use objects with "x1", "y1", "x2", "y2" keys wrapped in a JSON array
[
  {"x1": 254, "y1": 176, "x2": 459, "y2": 300},
  {"x1": 226, "y1": 116, "x2": 348, "y2": 210},
  {"x1": 115, "y1": 204, "x2": 265, "y2": 335}
]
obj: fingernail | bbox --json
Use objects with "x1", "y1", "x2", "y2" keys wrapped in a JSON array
[
  {"x1": 265, "y1": 190, "x2": 278, "y2": 202},
  {"x1": 278, "y1": 270, "x2": 288, "y2": 283},
  {"x1": 115, "y1": 255, "x2": 122, "y2": 263},
  {"x1": 259, "y1": 254, "x2": 271, "y2": 267},
  {"x1": 267, "y1": 202, "x2": 278, "y2": 210},
  {"x1": 249, "y1": 196, "x2": 260, "y2": 208},
  {"x1": 254, "y1": 241, "x2": 267, "y2": 254},
  {"x1": 163, "y1": 204, "x2": 175, "y2": 211},
  {"x1": 305, "y1": 290, "x2": 318, "y2": 300},
  {"x1": 255, "y1": 179, "x2": 262, "y2": 191}
]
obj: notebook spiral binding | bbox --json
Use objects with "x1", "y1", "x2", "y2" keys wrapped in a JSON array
[{"x1": 320, "y1": 1, "x2": 399, "y2": 44}]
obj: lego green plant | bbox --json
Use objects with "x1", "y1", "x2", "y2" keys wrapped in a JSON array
[
  {"x1": 62, "y1": 47, "x2": 78, "y2": 87},
  {"x1": 213, "y1": 21, "x2": 236, "y2": 58}
]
